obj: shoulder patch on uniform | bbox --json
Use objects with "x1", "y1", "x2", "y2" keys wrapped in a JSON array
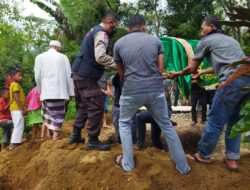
[{"x1": 103, "y1": 33, "x2": 109, "y2": 45}]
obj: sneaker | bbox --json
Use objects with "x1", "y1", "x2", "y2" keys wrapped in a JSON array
[
  {"x1": 68, "y1": 136, "x2": 85, "y2": 144},
  {"x1": 86, "y1": 139, "x2": 111, "y2": 151}
]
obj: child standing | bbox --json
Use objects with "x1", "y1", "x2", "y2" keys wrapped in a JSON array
[
  {"x1": 26, "y1": 87, "x2": 44, "y2": 140},
  {"x1": 9, "y1": 69, "x2": 27, "y2": 150},
  {"x1": 98, "y1": 71, "x2": 112, "y2": 128},
  {"x1": 0, "y1": 88, "x2": 13, "y2": 150}
]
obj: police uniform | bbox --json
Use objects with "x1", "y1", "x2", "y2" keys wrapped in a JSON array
[{"x1": 71, "y1": 24, "x2": 114, "y2": 140}]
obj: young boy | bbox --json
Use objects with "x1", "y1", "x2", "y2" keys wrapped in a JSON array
[
  {"x1": 98, "y1": 71, "x2": 112, "y2": 128},
  {"x1": 9, "y1": 69, "x2": 27, "y2": 150},
  {"x1": 0, "y1": 88, "x2": 13, "y2": 150}
]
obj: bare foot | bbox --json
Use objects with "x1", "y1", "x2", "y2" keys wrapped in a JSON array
[
  {"x1": 9, "y1": 144, "x2": 17, "y2": 151},
  {"x1": 52, "y1": 131, "x2": 62, "y2": 141}
]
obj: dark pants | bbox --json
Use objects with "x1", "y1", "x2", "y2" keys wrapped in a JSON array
[
  {"x1": 191, "y1": 88, "x2": 207, "y2": 122},
  {"x1": 207, "y1": 90, "x2": 216, "y2": 110},
  {"x1": 0, "y1": 121, "x2": 12, "y2": 143},
  {"x1": 136, "y1": 111, "x2": 163, "y2": 149},
  {"x1": 73, "y1": 76, "x2": 104, "y2": 137}
]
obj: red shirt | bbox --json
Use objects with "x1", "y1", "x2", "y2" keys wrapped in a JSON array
[
  {"x1": 5, "y1": 75, "x2": 13, "y2": 89},
  {"x1": 0, "y1": 98, "x2": 11, "y2": 120}
]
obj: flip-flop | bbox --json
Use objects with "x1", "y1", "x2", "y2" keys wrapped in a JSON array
[
  {"x1": 114, "y1": 154, "x2": 127, "y2": 172},
  {"x1": 186, "y1": 153, "x2": 212, "y2": 164},
  {"x1": 224, "y1": 158, "x2": 239, "y2": 172},
  {"x1": 113, "y1": 154, "x2": 137, "y2": 172}
]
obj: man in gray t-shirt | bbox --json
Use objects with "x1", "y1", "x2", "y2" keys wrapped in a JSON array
[
  {"x1": 194, "y1": 32, "x2": 245, "y2": 83},
  {"x1": 113, "y1": 15, "x2": 190, "y2": 175},
  {"x1": 169, "y1": 16, "x2": 250, "y2": 172},
  {"x1": 113, "y1": 29, "x2": 165, "y2": 95}
]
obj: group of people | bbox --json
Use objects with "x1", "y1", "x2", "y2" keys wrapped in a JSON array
[
  {"x1": 0, "y1": 10, "x2": 249, "y2": 175},
  {"x1": 0, "y1": 71, "x2": 48, "y2": 150}
]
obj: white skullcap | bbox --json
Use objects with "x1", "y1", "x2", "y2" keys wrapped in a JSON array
[{"x1": 49, "y1": 40, "x2": 61, "y2": 48}]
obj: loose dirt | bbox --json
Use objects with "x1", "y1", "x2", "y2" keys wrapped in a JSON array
[{"x1": 0, "y1": 115, "x2": 250, "y2": 190}]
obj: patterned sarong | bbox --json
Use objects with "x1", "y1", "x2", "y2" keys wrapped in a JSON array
[{"x1": 41, "y1": 100, "x2": 66, "y2": 131}]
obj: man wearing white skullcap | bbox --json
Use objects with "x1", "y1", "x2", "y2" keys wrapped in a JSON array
[
  {"x1": 49, "y1": 40, "x2": 62, "y2": 48},
  {"x1": 34, "y1": 40, "x2": 74, "y2": 140}
]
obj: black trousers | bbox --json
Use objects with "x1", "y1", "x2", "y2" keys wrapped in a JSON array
[
  {"x1": 191, "y1": 88, "x2": 207, "y2": 122},
  {"x1": 73, "y1": 76, "x2": 104, "y2": 137}
]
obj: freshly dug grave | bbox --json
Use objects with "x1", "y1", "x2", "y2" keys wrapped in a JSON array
[{"x1": 0, "y1": 117, "x2": 250, "y2": 190}]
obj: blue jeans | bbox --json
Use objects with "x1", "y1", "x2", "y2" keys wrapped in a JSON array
[
  {"x1": 198, "y1": 75, "x2": 250, "y2": 160},
  {"x1": 112, "y1": 105, "x2": 137, "y2": 144},
  {"x1": 103, "y1": 94, "x2": 109, "y2": 113},
  {"x1": 136, "y1": 111, "x2": 164, "y2": 149},
  {"x1": 119, "y1": 91, "x2": 190, "y2": 174}
]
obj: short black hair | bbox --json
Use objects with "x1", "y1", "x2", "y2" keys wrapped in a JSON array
[
  {"x1": 0, "y1": 87, "x2": 8, "y2": 97},
  {"x1": 128, "y1": 15, "x2": 146, "y2": 28},
  {"x1": 202, "y1": 16, "x2": 221, "y2": 30},
  {"x1": 102, "y1": 10, "x2": 119, "y2": 21},
  {"x1": 10, "y1": 67, "x2": 21, "y2": 76}
]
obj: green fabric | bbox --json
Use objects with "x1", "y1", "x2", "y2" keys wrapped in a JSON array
[
  {"x1": 160, "y1": 36, "x2": 191, "y2": 100},
  {"x1": 160, "y1": 37, "x2": 219, "y2": 100},
  {"x1": 26, "y1": 109, "x2": 43, "y2": 127}
]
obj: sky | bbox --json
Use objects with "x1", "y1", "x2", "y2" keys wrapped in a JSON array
[{"x1": 16, "y1": 0, "x2": 136, "y2": 20}]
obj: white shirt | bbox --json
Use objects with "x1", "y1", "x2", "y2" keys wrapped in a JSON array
[{"x1": 34, "y1": 48, "x2": 74, "y2": 101}]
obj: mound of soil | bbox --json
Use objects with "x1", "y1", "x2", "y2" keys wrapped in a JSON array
[{"x1": 0, "y1": 118, "x2": 250, "y2": 190}]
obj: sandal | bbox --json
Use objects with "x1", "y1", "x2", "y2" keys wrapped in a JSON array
[
  {"x1": 113, "y1": 154, "x2": 137, "y2": 172},
  {"x1": 114, "y1": 154, "x2": 127, "y2": 172},
  {"x1": 224, "y1": 158, "x2": 239, "y2": 172},
  {"x1": 186, "y1": 153, "x2": 212, "y2": 164}
]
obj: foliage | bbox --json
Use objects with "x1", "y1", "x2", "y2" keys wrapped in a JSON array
[
  {"x1": 230, "y1": 98, "x2": 250, "y2": 138},
  {"x1": 164, "y1": 0, "x2": 214, "y2": 39},
  {"x1": 65, "y1": 99, "x2": 77, "y2": 121},
  {"x1": 242, "y1": 29, "x2": 250, "y2": 54},
  {"x1": 0, "y1": 1, "x2": 56, "y2": 93}
]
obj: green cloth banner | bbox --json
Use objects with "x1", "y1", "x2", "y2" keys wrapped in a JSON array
[
  {"x1": 160, "y1": 36, "x2": 191, "y2": 100},
  {"x1": 160, "y1": 36, "x2": 219, "y2": 100}
]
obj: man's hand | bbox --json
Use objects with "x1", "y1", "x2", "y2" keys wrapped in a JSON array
[
  {"x1": 104, "y1": 66, "x2": 115, "y2": 71},
  {"x1": 162, "y1": 72, "x2": 168, "y2": 79},
  {"x1": 192, "y1": 70, "x2": 203, "y2": 79},
  {"x1": 107, "y1": 91, "x2": 113, "y2": 98},
  {"x1": 168, "y1": 72, "x2": 180, "y2": 79}
]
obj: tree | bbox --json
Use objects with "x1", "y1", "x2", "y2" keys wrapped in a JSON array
[
  {"x1": 0, "y1": 1, "x2": 55, "y2": 92},
  {"x1": 164, "y1": 0, "x2": 214, "y2": 39}
]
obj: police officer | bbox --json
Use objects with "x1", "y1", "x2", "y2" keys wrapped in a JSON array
[{"x1": 69, "y1": 11, "x2": 119, "y2": 151}]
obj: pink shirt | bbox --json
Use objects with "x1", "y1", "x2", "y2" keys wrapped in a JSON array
[{"x1": 26, "y1": 87, "x2": 41, "y2": 111}]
